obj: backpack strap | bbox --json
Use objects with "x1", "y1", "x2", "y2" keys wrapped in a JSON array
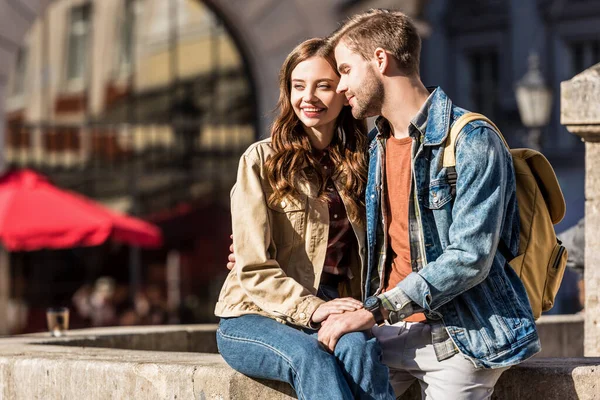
[
  {"x1": 443, "y1": 112, "x2": 508, "y2": 195},
  {"x1": 442, "y1": 112, "x2": 508, "y2": 170},
  {"x1": 443, "y1": 112, "x2": 515, "y2": 261}
]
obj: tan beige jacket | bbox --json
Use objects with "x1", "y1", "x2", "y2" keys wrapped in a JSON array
[{"x1": 214, "y1": 138, "x2": 366, "y2": 328}]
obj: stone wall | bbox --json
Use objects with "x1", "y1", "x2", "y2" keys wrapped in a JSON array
[{"x1": 0, "y1": 324, "x2": 597, "y2": 399}]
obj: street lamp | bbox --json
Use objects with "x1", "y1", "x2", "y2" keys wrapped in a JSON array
[{"x1": 515, "y1": 52, "x2": 553, "y2": 150}]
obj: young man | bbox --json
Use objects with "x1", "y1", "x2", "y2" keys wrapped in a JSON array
[{"x1": 316, "y1": 9, "x2": 541, "y2": 399}]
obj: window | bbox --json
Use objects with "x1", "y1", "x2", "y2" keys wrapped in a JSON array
[
  {"x1": 468, "y1": 50, "x2": 500, "y2": 120},
  {"x1": 10, "y1": 46, "x2": 28, "y2": 97},
  {"x1": 115, "y1": 0, "x2": 142, "y2": 77},
  {"x1": 65, "y1": 4, "x2": 92, "y2": 88},
  {"x1": 570, "y1": 39, "x2": 600, "y2": 74}
]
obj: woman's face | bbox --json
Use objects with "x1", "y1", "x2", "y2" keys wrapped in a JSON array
[{"x1": 290, "y1": 56, "x2": 347, "y2": 135}]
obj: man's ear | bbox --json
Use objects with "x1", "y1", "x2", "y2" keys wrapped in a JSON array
[{"x1": 373, "y1": 48, "x2": 389, "y2": 74}]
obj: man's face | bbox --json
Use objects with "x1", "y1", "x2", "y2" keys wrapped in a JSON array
[{"x1": 334, "y1": 41, "x2": 384, "y2": 119}]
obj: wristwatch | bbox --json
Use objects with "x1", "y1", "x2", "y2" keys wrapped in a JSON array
[{"x1": 364, "y1": 296, "x2": 386, "y2": 326}]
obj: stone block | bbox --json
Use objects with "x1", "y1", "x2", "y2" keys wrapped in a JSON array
[
  {"x1": 561, "y1": 63, "x2": 600, "y2": 141},
  {"x1": 493, "y1": 358, "x2": 600, "y2": 400}
]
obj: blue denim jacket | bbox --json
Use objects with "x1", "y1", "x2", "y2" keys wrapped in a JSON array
[{"x1": 366, "y1": 87, "x2": 541, "y2": 368}]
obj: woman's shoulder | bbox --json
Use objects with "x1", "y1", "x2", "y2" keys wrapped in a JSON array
[{"x1": 240, "y1": 137, "x2": 276, "y2": 162}]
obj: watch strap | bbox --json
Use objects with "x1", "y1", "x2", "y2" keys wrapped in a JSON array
[{"x1": 370, "y1": 304, "x2": 385, "y2": 326}]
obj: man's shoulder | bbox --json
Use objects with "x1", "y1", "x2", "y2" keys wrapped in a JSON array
[{"x1": 449, "y1": 106, "x2": 503, "y2": 146}]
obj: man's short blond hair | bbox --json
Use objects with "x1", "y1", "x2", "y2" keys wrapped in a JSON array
[{"x1": 328, "y1": 9, "x2": 421, "y2": 75}]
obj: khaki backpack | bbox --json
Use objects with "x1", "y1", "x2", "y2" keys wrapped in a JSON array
[{"x1": 443, "y1": 112, "x2": 568, "y2": 319}]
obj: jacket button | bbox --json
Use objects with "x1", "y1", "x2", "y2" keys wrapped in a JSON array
[{"x1": 299, "y1": 312, "x2": 306, "y2": 319}]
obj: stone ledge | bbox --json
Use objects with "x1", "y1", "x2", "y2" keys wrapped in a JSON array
[
  {"x1": 30, "y1": 324, "x2": 220, "y2": 353},
  {"x1": 561, "y1": 63, "x2": 600, "y2": 138},
  {"x1": 535, "y1": 314, "x2": 584, "y2": 358},
  {"x1": 0, "y1": 325, "x2": 598, "y2": 399}
]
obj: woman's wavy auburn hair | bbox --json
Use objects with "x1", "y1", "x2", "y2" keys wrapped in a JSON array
[{"x1": 266, "y1": 38, "x2": 368, "y2": 224}]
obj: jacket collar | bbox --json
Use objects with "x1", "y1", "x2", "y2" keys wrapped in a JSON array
[
  {"x1": 421, "y1": 86, "x2": 453, "y2": 146},
  {"x1": 370, "y1": 86, "x2": 453, "y2": 146}
]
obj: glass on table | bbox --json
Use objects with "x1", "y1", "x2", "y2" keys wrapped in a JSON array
[{"x1": 46, "y1": 307, "x2": 69, "y2": 337}]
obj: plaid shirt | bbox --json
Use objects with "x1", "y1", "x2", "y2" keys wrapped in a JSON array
[{"x1": 373, "y1": 92, "x2": 459, "y2": 362}]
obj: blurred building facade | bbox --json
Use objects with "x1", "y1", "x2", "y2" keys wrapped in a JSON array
[
  {"x1": 4, "y1": 0, "x2": 255, "y2": 211},
  {"x1": 421, "y1": 0, "x2": 599, "y2": 233}
]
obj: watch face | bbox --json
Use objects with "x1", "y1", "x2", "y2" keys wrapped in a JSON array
[{"x1": 364, "y1": 296, "x2": 379, "y2": 309}]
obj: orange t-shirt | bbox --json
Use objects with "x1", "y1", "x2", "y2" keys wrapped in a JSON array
[{"x1": 383, "y1": 136, "x2": 426, "y2": 323}]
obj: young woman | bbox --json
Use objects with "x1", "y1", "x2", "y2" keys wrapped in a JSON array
[{"x1": 214, "y1": 38, "x2": 394, "y2": 400}]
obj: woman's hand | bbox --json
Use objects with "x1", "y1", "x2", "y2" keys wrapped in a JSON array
[
  {"x1": 226, "y1": 234, "x2": 236, "y2": 270},
  {"x1": 311, "y1": 297, "x2": 364, "y2": 324}
]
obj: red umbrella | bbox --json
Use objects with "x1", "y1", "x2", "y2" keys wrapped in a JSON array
[{"x1": 0, "y1": 169, "x2": 162, "y2": 251}]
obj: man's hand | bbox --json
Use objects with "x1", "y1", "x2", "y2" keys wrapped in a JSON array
[
  {"x1": 226, "y1": 235, "x2": 236, "y2": 271},
  {"x1": 318, "y1": 308, "x2": 375, "y2": 352},
  {"x1": 311, "y1": 298, "x2": 364, "y2": 324}
]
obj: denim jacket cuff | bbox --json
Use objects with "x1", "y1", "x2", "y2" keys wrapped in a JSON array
[
  {"x1": 378, "y1": 287, "x2": 423, "y2": 323},
  {"x1": 397, "y1": 271, "x2": 433, "y2": 311}
]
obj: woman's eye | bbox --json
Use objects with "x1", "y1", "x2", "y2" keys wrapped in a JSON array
[
  {"x1": 293, "y1": 85, "x2": 304, "y2": 90},
  {"x1": 318, "y1": 85, "x2": 330, "y2": 89}
]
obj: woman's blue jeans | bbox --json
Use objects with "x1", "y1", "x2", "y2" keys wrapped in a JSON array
[{"x1": 217, "y1": 314, "x2": 394, "y2": 400}]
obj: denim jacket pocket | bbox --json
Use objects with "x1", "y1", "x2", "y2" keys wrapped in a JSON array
[
  {"x1": 421, "y1": 181, "x2": 453, "y2": 210},
  {"x1": 267, "y1": 195, "x2": 307, "y2": 247}
]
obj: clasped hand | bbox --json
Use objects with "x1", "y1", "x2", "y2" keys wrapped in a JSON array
[
  {"x1": 312, "y1": 299, "x2": 376, "y2": 353},
  {"x1": 225, "y1": 239, "x2": 376, "y2": 353}
]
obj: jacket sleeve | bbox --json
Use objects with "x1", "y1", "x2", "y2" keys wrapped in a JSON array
[
  {"x1": 394, "y1": 126, "x2": 511, "y2": 312},
  {"x1": 231, "y1": 152, "x2": 324, "y2": 328}
]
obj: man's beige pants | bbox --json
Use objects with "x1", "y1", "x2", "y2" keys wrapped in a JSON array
[{"x1": 372, "y1": 322, "x2": 509, "y2": 400}]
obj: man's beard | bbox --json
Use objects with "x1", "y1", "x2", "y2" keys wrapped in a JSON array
[{"x1": 350, "y1": 66, "x2": 384, "y2": 119}]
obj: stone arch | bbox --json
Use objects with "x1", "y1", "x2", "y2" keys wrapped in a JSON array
[
  {"x1": 203, "y1": 0, "x2": 342, "y2": 136},
  {"x1": 0, "y1": 0, "x2": 343, "y2": 170}
]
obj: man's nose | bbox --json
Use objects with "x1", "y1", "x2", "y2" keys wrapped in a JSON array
[{"x1": 336, "y1": 79, "x2": 347, "y2": 94}]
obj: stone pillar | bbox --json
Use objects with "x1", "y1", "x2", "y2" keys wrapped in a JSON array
[{"x1": 561, "y1": 63, "x2": 600, "y2": 356}]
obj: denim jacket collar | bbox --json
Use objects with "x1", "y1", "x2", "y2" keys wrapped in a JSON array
[{"x1": 369, "y1": 86, "x2": 452, "y2": 146}]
